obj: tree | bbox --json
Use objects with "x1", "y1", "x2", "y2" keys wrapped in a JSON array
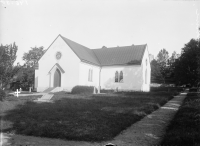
[
  {"x1": 166, "y1": 51, "x2": 180, "y2": 84},
  {"x1": 13, "y1": 66, "x2": 35, "y2": 90},
  {"x1": 150, "y1": 59, "x2": 164, "y2": 83},
  {"x1": 16, "y1": 46, "x2": 45, "y2": 89},
  {"x1": 23, "y1": 46, "x2": 45, "y2": 67},
  {"x1": 174, "y1": 39, "x2": 200, "y2": 86},
  {"x1": 157, "y1": 48, "x2": 169, "y2": 83},
  {"x1": 168, "y1": 51, "x2": 178, "y2": 65},
  {"x1": 0, "y1": 43, "x2": 18, "y2": 88},
  {"x1": 196, "y1": 40, "x2": 200, "y2": 87},
  {"x1": 157, "y1": 48, "x2": 169, "y2": 65}
]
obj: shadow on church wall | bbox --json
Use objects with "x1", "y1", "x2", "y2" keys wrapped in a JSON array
[{"x1": 102, "y1": 66, "x2": 143, "y2": 91}]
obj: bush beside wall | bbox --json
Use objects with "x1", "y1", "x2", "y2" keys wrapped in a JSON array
[
  {"x1": 100, "y1": 89, "x2": 114, "y2": 93},
  {"x1": 71, "y1": 86, "x2": 97, "y2": 94}
]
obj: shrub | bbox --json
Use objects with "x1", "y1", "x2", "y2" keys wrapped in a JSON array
[
  {"x1": 0, "y1": 89, "x2": 6, "y2": 101},
  {"x1": 71, "y1": 85, "x2": 97, "y2": 94},
  {"x1": 100, "y1": 89, "x2": 114, "y2": 93}
]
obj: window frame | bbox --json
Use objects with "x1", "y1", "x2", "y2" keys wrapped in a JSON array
[
  {"x1": 115, "y1": 71, "x2": 119, "y2": 82},
  {"x1": 119, "y1": 71, "x2": 123, "y2": 83},
  {"x1": 115, "y1": 71, "x2": 123, "y2": 83},
  {"x1": 88, "y1": 69, "x2": 93, "y2": 82}
]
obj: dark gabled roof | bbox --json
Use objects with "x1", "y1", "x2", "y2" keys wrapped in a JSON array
[
  {"x1": 41, "y1": 34, "x2": 147, "y2": 67},
  {"x1": 60, "y1": 35, "x2": 146, "y2": 66},
  {"x1": 60, "y1": 35, "x2": 100, "y2": 66},
  {"x1": 93, "y1": 45, "x2": 146, "y2": 66}
]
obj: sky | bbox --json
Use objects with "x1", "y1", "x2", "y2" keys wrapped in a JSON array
[{"x1": 0, "y1": 0, "x2": 200, "y2": 64}]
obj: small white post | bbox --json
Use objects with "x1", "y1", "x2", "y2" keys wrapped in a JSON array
[
  {"x1": 116, "y1": 87, "x2": 118, "y2": 92},
  {"x1": 19, "y1": 88, "x2": 22, "y2": 93},
  {"x1": 93, "y1": 86, "x2": 96, "y2": 94},
  {"x1": 29, "y1": 87, "x2": 32, "y2": 93},
  {"x1": 98, "y1": 86, "x2": 101, "y2": 94}
]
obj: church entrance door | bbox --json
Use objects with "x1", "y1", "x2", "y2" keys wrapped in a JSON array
[{"x1": 54, "y1": 69, "x2": 61, "y2": 87}]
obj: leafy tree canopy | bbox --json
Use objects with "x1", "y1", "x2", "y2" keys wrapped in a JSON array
[
  {"x1": 156, "y1": 48, "x2": 169, "y2": 83},
  {"x1": 0, "y1": 42, "x2": 18, "y2": 88},
  {"x1": 174, "y1": 39, "x2": 200, "y2": 86},
  {"x1": 157, "y1": 48, "x2": 169, "y2": 65},
  {"x1": 13, "y1": 46, "x2": 46, "y2": 90},
  {"x1": 150, "y1": 59, "x2": 164, "y2": 83},
  {"x1": 22, "y1": 46, "x2": 45, "y2": 67}
]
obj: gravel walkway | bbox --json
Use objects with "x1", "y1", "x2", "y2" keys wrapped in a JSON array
[{"x1": 1, "y1": 91, "x2": 187, "y2": 146}]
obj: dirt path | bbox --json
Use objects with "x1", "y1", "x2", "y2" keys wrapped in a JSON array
[{"x1": 1, "y1": 92, "x2": 187, "y2": 146}]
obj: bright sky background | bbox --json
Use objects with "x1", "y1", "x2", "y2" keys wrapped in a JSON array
[{"x1": 0, "y1": 0, "x2": 200, "y2": 64}]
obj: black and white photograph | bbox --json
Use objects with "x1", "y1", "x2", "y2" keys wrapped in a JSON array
[{"x1": 0, "y1": 0, "x2": 200, "y2": 145}]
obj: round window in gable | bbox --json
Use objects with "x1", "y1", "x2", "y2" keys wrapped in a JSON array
[{"x1": 56, "y1": 52, "x2": 62, "y2": 60}]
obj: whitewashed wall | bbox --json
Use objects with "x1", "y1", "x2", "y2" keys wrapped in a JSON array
[
  {"x1": 35, "y1": 36, "x2": 80, "y2": 92},
  {"x1": 100, "y1": 65, "x2": 143, "y2": 91},
  {"x1": 78, "y1": 62, "x2": 100, "y2": 88},
  {"x1": 141, "y1": 46, "x2": 151, "y2": 92}
]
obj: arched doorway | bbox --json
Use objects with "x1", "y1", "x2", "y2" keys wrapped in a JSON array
[{"x1": 54, "y1": 69, "x2": 61, "y2": 87}]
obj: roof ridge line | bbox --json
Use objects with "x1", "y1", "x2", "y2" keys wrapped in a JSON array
[
  {"x1": 93, "y1": 44, "x2": 147, "y2": 50},
  {"x1": 61, "y1": 35, "x2": 91, "y2": 50}
]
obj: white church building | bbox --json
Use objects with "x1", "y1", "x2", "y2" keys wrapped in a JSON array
[{"x1": 35, "y1": 34, "x2": 151, "y2": 92}]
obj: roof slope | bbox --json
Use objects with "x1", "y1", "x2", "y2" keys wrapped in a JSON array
[
  {"x1": 59, "y1": 35, "x2": 146, "y2": 66},
  {"x1": 60, "y1": 35, "x2": 100, "y2": 66},
  {"x1": 93, "y1": 45, "x2": 146, "y2": 66}
]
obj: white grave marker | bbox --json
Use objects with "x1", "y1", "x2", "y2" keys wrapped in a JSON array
[
  {"x1": 15, "y1": 89, "x2": 20, "y2": 97},
  {"x1": 29, "y1": 87, "x2": 32, "y2": 92}
]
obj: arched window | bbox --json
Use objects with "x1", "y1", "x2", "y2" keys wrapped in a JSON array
[
  {"x1": 145, "y1": 69, "x2": 147, "y2": 84},
  {"x1": 119, "y1": 71, "x2": 123, "y2": 82},
  {"x1": 115, "y1": 71, "x2": 119, "y2": 82}
]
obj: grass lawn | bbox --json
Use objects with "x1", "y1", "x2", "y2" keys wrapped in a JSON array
[
  {"x1": 1, "y1": 95, "x2": 42, "y2": 112},
  {"x1": 160, "y1": 92, "x2": 200, "y2": 146},
  {"x1": 2, "y1": 88, "x2": 181, "y2": 142}
]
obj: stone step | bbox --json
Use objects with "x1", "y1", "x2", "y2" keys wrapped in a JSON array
[
  {"x1": 34, "y1": 99, "x2": 53, "y2": 103},
  {"x1": 51, "y1": 87, "x2": 63, "y2": 93},
  {"x1": 40, "y1": 94, "x2": 54, "y2": 100},
  {"x1": 34, "y1": 94, "x2": 54, "y2": 103},
  {"x1": 42, "y1": 87, "x2": 55, "y2": 93}
]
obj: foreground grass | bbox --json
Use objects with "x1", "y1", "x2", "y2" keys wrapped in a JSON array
[
  {"x1": 2, "y1": 90, "x2": 177, "y2": 142},
  {"x1": 1, "y1": 95, "x2": 42, "y2": 113},
  {"x1": 1, "y1": 95, "x2": 42, "y2": 132},
  {"x1": 160, "y1": 92, "x2": 200, "y2": 146}
]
